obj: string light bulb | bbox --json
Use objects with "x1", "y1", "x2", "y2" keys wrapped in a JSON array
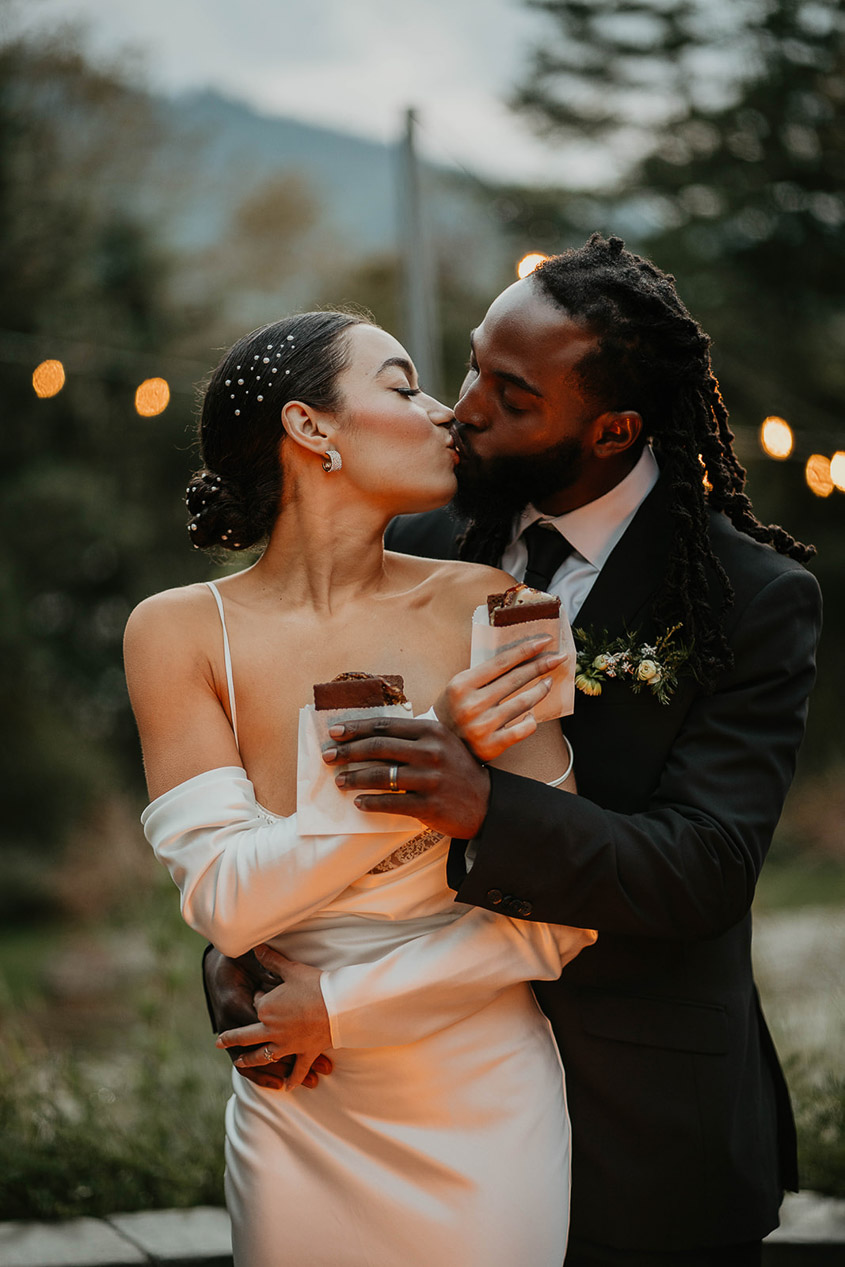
[
  {"x1": 517, "y1": 252, "x2": 549, "y2": 279},
  {"x1": 830, "y1": 451, "x2": 845, "y2": 492},
  {"x1": 32, "y1": 360, "x2": 66, "y2": 398},
  {"x1": 135, "y1": 377, "x2": 171, "y2": 417},
  {"x1": 759, "y1": 416, "x2": 794, "y2": 460},
  {"x1": 805, "y1": 455, "x2": 834, "y2": 498}
]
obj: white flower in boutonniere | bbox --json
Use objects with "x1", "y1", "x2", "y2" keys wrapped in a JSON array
[{"x1": 573, "y1": 623, "x2": 691, "y2": 705}]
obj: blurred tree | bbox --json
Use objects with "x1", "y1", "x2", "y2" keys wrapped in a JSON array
[
  {"x1": 510, "y1": 0, "x2": 845, "y2": 767},
  {"x1": 0, "y1": 26, "x2": 217, "y2": 911},
  {"x1": 511, "y1": 0, "x2": 844, "y2": 416}
]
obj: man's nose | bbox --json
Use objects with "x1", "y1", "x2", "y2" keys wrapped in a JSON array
[{"x1": 454, "y1": 377, "x2": 483, "y2": 428}]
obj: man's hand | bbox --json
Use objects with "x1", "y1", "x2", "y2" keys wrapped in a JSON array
[
  {"x1": 215, "y1": 945, "x2": 333, "y2": 1091},
  {"x1": 436, "y1": 635, "x2": 566, "y2": 762},
  {"x1": 321, "y1": 716, "x2": 491, "y2": 838},
  {"x1": 204, "y1": 946, "x2": 332, "y2": 1091}
]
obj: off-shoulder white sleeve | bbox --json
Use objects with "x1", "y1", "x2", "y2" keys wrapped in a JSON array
[
  {"x1": 141, "y1": 767, "x2": 420, "y2": 957},
  {"x1": 321, "y1": 911, "x2": 596, "y2": 1049}
]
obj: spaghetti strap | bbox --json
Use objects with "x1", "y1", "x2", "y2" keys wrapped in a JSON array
[{"x1": 206, "y1": 581, "x2": 240, "y2": 751}]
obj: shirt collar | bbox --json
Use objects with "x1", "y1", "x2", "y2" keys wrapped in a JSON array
[{"x1": 514, "y1": 446, "x2": 660, "y2": 570}]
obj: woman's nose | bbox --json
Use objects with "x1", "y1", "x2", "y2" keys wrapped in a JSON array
[{"x1": 425, "y1": 394, "x2": 454, "y2": 425}]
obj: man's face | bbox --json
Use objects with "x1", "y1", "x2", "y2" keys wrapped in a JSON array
[{"x1": 452, "y1": 278, "x2": 602, "y2": 520}]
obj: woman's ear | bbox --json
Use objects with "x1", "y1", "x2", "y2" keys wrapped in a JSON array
[
  {"x1": 592, "y1": 410, "x2": 643, "y2": 458},
  {"x1": 281, "y1": 401, "x2": 337, "y2": 458}
]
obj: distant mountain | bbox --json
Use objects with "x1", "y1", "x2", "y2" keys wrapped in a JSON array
[{"x1": 153, "y1": 90, "x2": 419, "y2": 253}]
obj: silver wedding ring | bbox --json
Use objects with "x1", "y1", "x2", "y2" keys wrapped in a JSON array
[
  {"x1": 263, "y1": 1046, "x2": 275, "y2": 1064},
  {"x1": 388, "y1": 764, "x2": 399, "y2": 792}
]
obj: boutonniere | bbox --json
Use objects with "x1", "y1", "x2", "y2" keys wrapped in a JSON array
[{"x1": 573, "y1": 622, "x2": 692, "y2": 706}]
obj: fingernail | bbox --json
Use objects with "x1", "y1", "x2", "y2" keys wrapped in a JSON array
[
  {"x1": 234, "y1": 1056, "x2": 246, "y2": 1066},
  {"x1": 335, "y1": 773, "x2": 347, "y2": 787},
  {"x1": 543, "y1": 677, "x2": 553, "y2": 690},
  {"x1": 328, "y1": 724, "x2": 345, "y2": 738},
  {"x1": 354, "y1": 797, "x2": 364, "y2": 808},
  {"x1": 322, "y1": 747, "x2": 337, "y2": 762},
  {"x1": 546, "y1": 654, "x2": 565, "y2": 667}
]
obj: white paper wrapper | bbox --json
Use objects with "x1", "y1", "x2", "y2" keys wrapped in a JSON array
[
  {"x1": 297, "y1": 703, "x2": 426, "y2": 835},
  {"x1": 470, "y1": 604, "x2": 576, "y2": 721}
]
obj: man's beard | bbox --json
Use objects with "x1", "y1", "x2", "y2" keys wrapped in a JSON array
[{"x1": 451, "y1": 433, "x2": 585, "y2": 528}]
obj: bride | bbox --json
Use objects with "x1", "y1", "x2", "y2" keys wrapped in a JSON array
[{"x1": 124, "y1": 310, "x2": 595, "y2": 1267}]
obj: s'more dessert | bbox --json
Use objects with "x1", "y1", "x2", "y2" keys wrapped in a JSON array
[
  {"x1": 486, "y1": 584, "x2": 561, "y2": 628},
  {"x1": 313, "y1": 671, "x2": 411, "y2": 711}
]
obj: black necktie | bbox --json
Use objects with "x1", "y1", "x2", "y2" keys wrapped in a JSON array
[{"x1": 520, "y1": 521, "x2": 574, "y2": 592}]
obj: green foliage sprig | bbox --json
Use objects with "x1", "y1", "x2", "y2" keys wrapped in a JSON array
[{"x1": 573, "y1": 622, "x2": 692, "y2": 706}]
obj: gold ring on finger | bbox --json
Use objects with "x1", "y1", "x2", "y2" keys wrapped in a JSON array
[
  {"x1": 388, "y1": 764, "x2": 399, "y2": 792},
  {"x1": 263, "y1": 1046, "x2": 275, "y2": 1063}
]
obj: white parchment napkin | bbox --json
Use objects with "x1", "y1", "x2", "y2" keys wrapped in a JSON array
[
  {"x1": 297, "y1": 703, "x2": 426, "y2": 835},
  {"x1": 470, "y1": 605, "x2": 576, "y2": 721}
]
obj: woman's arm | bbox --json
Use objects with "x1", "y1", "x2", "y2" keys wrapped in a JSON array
[
  {"x1": 320, "y1": 907, "x2": 594, "y2": 1050},
  {"x1": 216, "y1": 906, "x2": 595, "y2": 1066}
]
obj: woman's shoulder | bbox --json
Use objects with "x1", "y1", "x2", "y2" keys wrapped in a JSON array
[
  {"x1": 124, "y1": 582, "x2": 219, "y2": 658},
  {"x1": 387, "y1": 552, "x2": 516, "y2": 611}
]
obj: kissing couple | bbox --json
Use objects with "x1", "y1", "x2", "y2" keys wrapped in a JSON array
[{"x1": 126, "y1": 233, "x2": 821, "y2": 1267}]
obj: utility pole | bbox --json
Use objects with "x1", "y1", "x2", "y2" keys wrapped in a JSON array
[{"x1": 397, "y1": 107, "x2": 443, "y2": 399}]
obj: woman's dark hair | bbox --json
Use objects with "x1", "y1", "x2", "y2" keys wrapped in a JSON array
[
  {"x1": 460, "y1": 233, "x2": 813, "y2": 687},
  {"x1": 186, "y1": 311, "x2": 368, "y2": 551}
]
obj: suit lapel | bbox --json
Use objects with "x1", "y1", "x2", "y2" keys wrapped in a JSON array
[{"x1": 573, "y1": 476, "x2": 673, "y2": 639}]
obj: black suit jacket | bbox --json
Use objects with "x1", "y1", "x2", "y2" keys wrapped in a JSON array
[{"x1": 386, "y1": 483, "x2": 822, "y2": 1253}]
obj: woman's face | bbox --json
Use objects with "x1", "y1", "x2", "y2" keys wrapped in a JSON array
[{"x1": 333, "y1": 325, "x2": 457, "y2": 512}]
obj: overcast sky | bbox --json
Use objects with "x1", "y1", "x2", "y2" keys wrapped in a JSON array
[{"x1": 17, "y1": 0, "x2": 614, "y2": 186}]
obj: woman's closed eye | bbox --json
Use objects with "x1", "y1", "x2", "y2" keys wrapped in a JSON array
[{"x1": 394, "y1": 387, "x2": 421, "y2": 398}]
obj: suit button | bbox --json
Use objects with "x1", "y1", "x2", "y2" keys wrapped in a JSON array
[
  {"x1": 487, "y1": 889, "x2": 503, "y2": 905},
  {"x1": 502, "y1": 895, "x2": 520, "y2": 913},
  {"x1": 517, "y1": 900, "x2": 533, "y2": 917}
]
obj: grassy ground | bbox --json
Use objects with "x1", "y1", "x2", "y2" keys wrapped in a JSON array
[
  {"x1": 0, "y1": 846, "x2": 843, "y2": 1220},
  {"x1": 0, "y1": 875, "x2": 231, "y2": 1219}
]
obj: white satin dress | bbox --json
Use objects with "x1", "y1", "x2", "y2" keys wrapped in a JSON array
[{"x1": 142, "y1": 582, "x2": 593, "y2": 1267}]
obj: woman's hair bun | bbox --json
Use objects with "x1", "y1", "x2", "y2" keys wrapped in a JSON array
[{"x1": 185, "y1": 469, "x2": 255, "y2": 552}]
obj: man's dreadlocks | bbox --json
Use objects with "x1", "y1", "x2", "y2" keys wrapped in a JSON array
[{"x1": 459, "y1": 233, "x2": 813, "y2": 687}]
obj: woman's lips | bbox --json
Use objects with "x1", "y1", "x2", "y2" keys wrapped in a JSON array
[{"x1": 450, "y1": 424, "x2": 470, "y2": 459}]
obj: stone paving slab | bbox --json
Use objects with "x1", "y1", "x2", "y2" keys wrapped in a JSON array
[
  {"x1": 1, "y1": 1193, "x2": 843, "y2": 1266},
  {"x1": 107, "y1": 1208, "x2": 232, "y2": 1266},
  {"x1": 0, "y1": 1216, "x2": 146, "y2": 1267},
  {"x1": 765, "y1": 1191, "x2": 845, "y2": 1244}
]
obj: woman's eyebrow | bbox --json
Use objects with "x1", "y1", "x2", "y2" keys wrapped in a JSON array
[{"x1": 375, "y1": 356, "x2": 416, "y2": 383}]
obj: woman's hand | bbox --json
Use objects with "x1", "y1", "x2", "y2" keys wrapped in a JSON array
[
  {"x1": 434, "y1": 636, "x2": 566, "y2": 762},
  {"x1": 215, "y1": 945, "x2": 334, "y2": 1091}
]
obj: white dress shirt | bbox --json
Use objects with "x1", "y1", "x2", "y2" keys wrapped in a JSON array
[{"x1": 500, "y1": 447, "x2": 660, "y2": 623}]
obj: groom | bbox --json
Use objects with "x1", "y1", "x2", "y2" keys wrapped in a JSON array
[{"x1": 204, "y1": 235, "x2": 821, "y2": 1266}]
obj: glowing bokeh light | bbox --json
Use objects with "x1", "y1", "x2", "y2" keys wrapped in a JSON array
[
  {"x1": 760, "y1": 416, "x2": 794, "y2": 460},
  {"x1": 517, "y1": 252, "x2": 549, "y2": 279},
  {"x1": 805, "y1": 454, "x2": 834, "y2": 498},
  {"x1": 830, "y1": 450, "x2": 845, "y2": 492},
  {"x1": 135, "y1": 377, "x2": 171, "y2": 417},
  {"x1": 32, "y1": 359, "x2": 66, "y2": 398}
]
